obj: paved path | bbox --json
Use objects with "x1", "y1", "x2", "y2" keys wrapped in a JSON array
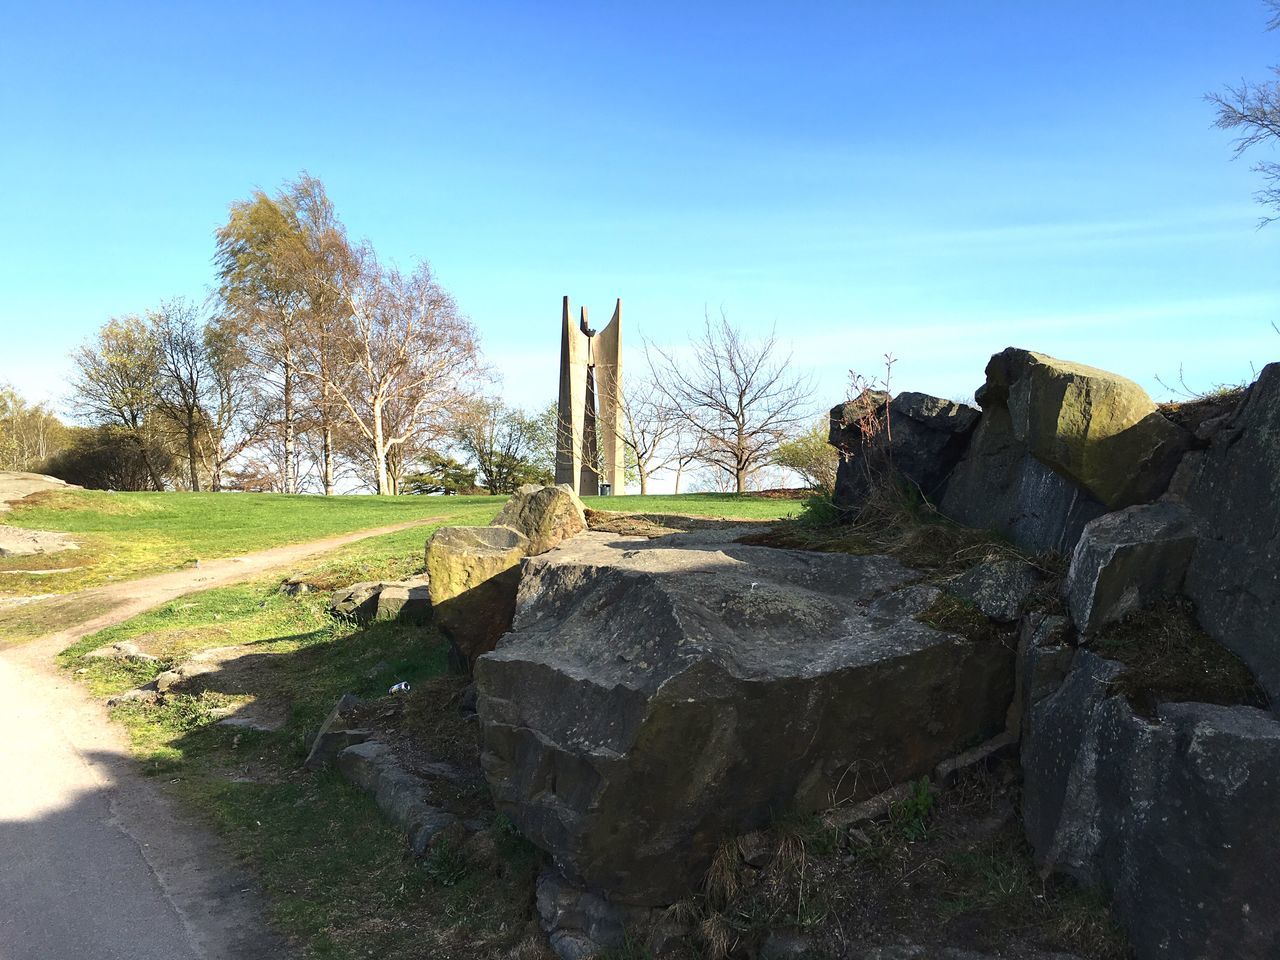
[{"x1": 0, "y1": 518, "x2": 441, "y2": 960}]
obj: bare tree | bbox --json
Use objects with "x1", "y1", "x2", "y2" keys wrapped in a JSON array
[
  {"x1": 311, "y1": 255, "x2": 482, "y2": 495},
  {"x1": 650, "y1": 311, "x2": 813, "y2": 493},
  {"x1": 1208, "y1": 2, "x2": 1280, "y2": 222},
  {"x1": 0, "y1": 386, "x2": 67, "y2": 471},
  {"x1": 151, "y1": 299, "x2": 210, "y2": 491},
  {"x1": 613, "y1": 376, "x2": 682, "y2": 495},
  {"x1": 201, "y1": 318, "x2": 271, "y2": 491}
]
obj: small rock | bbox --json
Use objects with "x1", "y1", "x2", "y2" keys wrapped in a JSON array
[
  {"x1": 947, "y1": 558, "x2": 1043, "y2": 623},
  {"x1": 106, "y1": 682, "x2": 159, "y2": 706},
  {"x1": 83, "y1": 641, "x2": 158, "y2": 662},
  {"x1": 760, "y1": 929, "x2": 814, "y2": 960},
  {"x1": 303, "y1": 693, "x2": 370, "y2": 770}
]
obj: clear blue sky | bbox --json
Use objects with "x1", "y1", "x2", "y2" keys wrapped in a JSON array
[{"x1": 1, "y1": 1, "x2": 1278, "y2": 415}]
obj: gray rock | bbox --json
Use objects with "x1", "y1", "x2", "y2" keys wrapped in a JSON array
[
  {"x1": 759, "y1": 929, "x2": 814, "y2": 959},
  {"x1": 866, "y1": 583, "x2": 943, "y2": 621},
  {"x1": 1064, "y1": 502, "x2": 1196, "y2": 635},
  {"x1": 1174, "y1": 362, "x2": 1280, "y2": 703},
  {"x1": 830, "y1": 392, "x2": 979, "y2": 512},
  {"x1": 1023, "y1": 652, "x2": 1280, "y2": 959},
  {"x1": 335, "y1": 740, "x2": 459, "y2": 858},
  {"x1": 1006, "y1": 614, "x2": 1074, "y2": 738},
  {"x1": 947, "y1": 559, "x2": 1043, "y2": 623},
  {"x1": 83, "y1": 641, "x2": 157, "y2": 662},
  {"x1": 941, "y1": 403, "x2": 1109, "y2": 555},
  {"x1": 477, "y1": 532, "x2": 1014, "y2": 905},
  {"x1": 328, "y1": 581, "x2": 382, "y2": 620},
  {"x1": 982, "y1": 347, "x2": 1191, "y2": 508},
  {"x1": 303, "y1": 693, "x2": 371, "y2": 770},
  {"x1": 328, "y1": 576, "x2": 431, "y2": 624},
  {"x1": 279, "y1": 576, "x2": 311, "y2": 596},
  {"x1": 106, "y1": 681, "x2": 160, "y2": 706},
  {"x1": 548, "y1": 930, "x2": 600, "y2": 960}
]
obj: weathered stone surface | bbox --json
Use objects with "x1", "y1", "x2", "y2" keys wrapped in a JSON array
[
  {"x1": 1006, "y1": 614, "x2": 1074, "y2": 739},
  {"x1": 1023, "y1": 651, "x2": 1280, "y2": 959},
  {"x1": 477, "y1": 532, "x2": 1015, "y2": 905},
  {"x1": 372, "y1": 575, "x2": 431, "y2": 623},
  {"x1": 0, "y1": 525, "x2": 79, "y2": 557},
  {"x1": 981, "y1": 348, "x2": 1190, "y2": 509},
  {"x1": 941, "y1": 403, "x2": 1109, "y2": 555},
  {"x1": 426, "y1": 525, "x2": 530, "y2": 663},
  {"x1": 866, "y1": 583, "x2": 943, "y2": 622},
  {"x1": 303, "y1": 694, "x2": 371, "y2": 770},
  {"x1": 327, "y1": 576, "x2": 431, "y2": 624},
  {"x1": 83, "y1": 641, "x2": 157, "y2": 662},
  {"x1": 0, "y1": 471, "x2": 80, "y2": 513},
  {"x1": 328, "y1": 581, "x2": 382, "y2": 620},
  {"x1": 1064, "y1": 502, "x2": 1196, "y2": 635},
  {"x1": 830, "y1": 392, "x2": 978, "y2": 511},
  {"x1": 492, "y1": 483, "x2": 587, "y2": 556},
  {"x1": 336, "y1": 740, "x2": 460, "y2": 855},
  {"x1": 1173, "y1": 362, "x2": 1280, "y2": 704},
  {"x1": 947, "y1": 559, "x2": 1043, "y2": 623}
]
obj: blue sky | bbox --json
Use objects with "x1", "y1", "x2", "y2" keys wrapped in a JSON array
[{"x1": 1, "y1": 1, "x2": 1278, "y2": 415}]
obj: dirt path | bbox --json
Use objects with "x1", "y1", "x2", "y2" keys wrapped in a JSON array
[{"x1": 0, "y1": 517, "x2": 441, "y2": 960}]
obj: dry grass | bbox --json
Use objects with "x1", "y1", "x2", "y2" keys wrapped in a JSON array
[{"x1": 1090, "y1": 598, "x2": 1268, "y2": 716}]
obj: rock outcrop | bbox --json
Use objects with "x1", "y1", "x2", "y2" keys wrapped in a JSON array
[
  {"x1": 426, "y1": 525, "x2": 530, "y2": 663},
  {"x1": 491, "y1": 483, "x2": 587, "y2": 556},
  {"x1": 476, "y1": 531, "x2": 1015, "y2": 905},
  {"x1": 1063, "y1": 502, "x2": 1196, "y2": 635},
  {"x1": 1172, "y1": 363, "x2": 1280, "y2": 703},
  {"x1": 427, "y1": 484, "x2": 589, "y2": 666},
  {"x1": 830, "y1": 392, "x2": 978, "y2": 511},
  {"x1": 1022, "y1": 651, "x2": 1280, "y2": 959},
  {"x1": 941, "y1": 349, "x2": 1190, "y2": 554}
]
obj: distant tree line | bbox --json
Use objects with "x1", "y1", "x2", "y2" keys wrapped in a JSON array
[{"x1": 22, "y1": 172, "x2": 826, "y2": 495}]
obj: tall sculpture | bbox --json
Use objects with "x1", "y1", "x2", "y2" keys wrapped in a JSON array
[{"x1": 556, "y1": 296, "x2": 623, "y2": 496}]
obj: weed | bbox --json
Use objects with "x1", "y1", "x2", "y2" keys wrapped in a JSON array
[
  {"x1": 890, "y1": 777, "x2": 935, "y2": 841},
  {"x1": 425, "y1": 837, "x2": 470, "y2": 887}
]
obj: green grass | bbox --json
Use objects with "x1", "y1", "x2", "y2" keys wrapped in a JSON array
[
  {"x1": 582, "y1": 492, "x2": 802, "y2": 520},
  {"x1": 60, "y1": 524, "x2": 543, "y2": 958},
  {"x1": 0, "y1": 490, "x2": 505, "y2": 598}
]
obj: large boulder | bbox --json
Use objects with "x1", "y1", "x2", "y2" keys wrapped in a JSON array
[
  {"x1": 1173, "y1": 363, "x2": 1280, "y2": 703},
  {"x1": 940, "y1": 403, "x2": 1109, "y2": 555},
  {"x1": 426, "y1": 525, "x2": 530, "y2": 663},
  {"x1": 1023, "y1": 651, "x2": 1280, "y2": 959},
  {"x1": 328, "y1": 576, "x2": 432, "y2": 624},
  {"x1": 1063, "y1": 502, "x2": 1196, "y2": 635},
  {"x1": 491, "y1": 484, "x2": 587, "y2": 556},
  {"x1": 830, "y1": 392, "x2": 978, "y2": 511},
  {"x1": 476, "y1": 532, "x2": 1015, "y2": 905},
  {"x1": 981, "y1": 348, "x2": 1190, "y2": 509}
]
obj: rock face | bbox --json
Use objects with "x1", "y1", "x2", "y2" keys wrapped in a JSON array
[
  {"x1": 426, "y1": 525, "x2": 530, "y2": 663},
  {"x1": 491, "y1": 484, "x2": 587, "y2": 556},
  {"x1": 1173, "y1": 363, "x2": 1280, "y2": 703},
  {"x1": 476, "y1": 532, "x2": 1015, "y2": 905},
  {"x1": 941, "y1": 349, "x2": 1191, "y2": 554},
  {"x1": 980, "y1": 348, "x2": 1190, "y2": 509},
  {"x1": 946, "y1": 559, "x2": 1043, "y2": 623},
  {"x1": 1063, "y1": 502, "x2": 1197, "y2": 635},
  {"x1": 1022, "y1": 651, "x2": 1280, "y2": 960},
  {"x1": 0, "y1": 471, "x2": 80, "y2": 513},
  {"x1": 940, "y1": 403, "x2": 1110, "y2": 555},
  {"x1": 830, "y1": 392, "x2": 978, "y2": 511}
]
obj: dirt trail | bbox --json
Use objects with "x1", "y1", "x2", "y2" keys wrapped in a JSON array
[{"x1": 0, "y1": 516, "x2": 441, "y2": 960}]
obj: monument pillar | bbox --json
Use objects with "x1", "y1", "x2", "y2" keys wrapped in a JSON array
[{"x1": 556, "y1": 297, "x2": 623, "y2": 496}]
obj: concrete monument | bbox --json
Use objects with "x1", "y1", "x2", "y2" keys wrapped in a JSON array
[{"x1": 555, "y1": 296, "x2": 623, "y2": 496}]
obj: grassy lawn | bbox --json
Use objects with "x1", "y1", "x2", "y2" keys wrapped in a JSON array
[
  {"x1": 583, "y1": 491, "x2": 804, "y2": 520},
  {"x1": 0, "y1": 490, "x2": 506, "y2": 598}
]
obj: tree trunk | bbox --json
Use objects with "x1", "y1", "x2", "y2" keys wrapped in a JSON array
[
  {"x1": 637, "y1": 466, "x2": 647, "y2": 496},
  {"x1": 673, "y1": 464, "x2": 683, "y2": 494},
  {"x1": 372, "y1": 400, "x2": 389, "y2": 495},
  {"x1": 282, "y1": 366, "x2": 296, "y2": 494},
  {"x1": 187, "y1": 428, "x2": 201, "y2": 492},
  {"x1": 735, "y1": 466, "x2": 746, "y2": 493},
  {"x1": 322, "y1": 422, "x2": 334, "y2": 496}
]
